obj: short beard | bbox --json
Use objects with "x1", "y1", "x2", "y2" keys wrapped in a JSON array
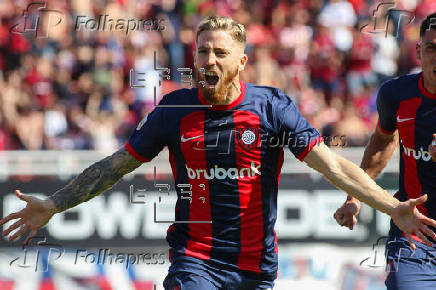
[{"x1": 196, "y1": 67, "x2": 239, "y2": 105}]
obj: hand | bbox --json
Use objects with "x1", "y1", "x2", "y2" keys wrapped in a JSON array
[
  {"x1": 390, "y1": 194, "x2": 436, "y2": 250},
  {"x1": 0, "y1": 190, "x2": 57, "y2": 245},
  {"x1": 429, "y1": 134, "x2": 436, "y2": 162},
  {"x1": 334, "y1": 196, "x2": 361, "y2": 230}
]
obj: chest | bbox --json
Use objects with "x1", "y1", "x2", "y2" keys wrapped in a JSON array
[
  {"x1": 171, "y1": 110, "x2": 275, "y2": 168},
  {"x1": 396, "y1": 97, "x2": 436, "y2": 148}
]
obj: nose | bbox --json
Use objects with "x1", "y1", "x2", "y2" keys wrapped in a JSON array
[{"x1": 205, "y1": 52, "x2": 216, "y2": 66}]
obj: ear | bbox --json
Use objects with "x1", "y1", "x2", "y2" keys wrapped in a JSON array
[
  {"x1": 238, "y1": 54, "x2": 248, "y2": 72},
  {"x1": 416, "y1": 43, "x2": 421, "y2": 61}
]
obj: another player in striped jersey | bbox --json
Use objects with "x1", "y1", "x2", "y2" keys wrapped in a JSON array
[{"x1": 334, "y1": 12, "x2": 436, "y2": 290}]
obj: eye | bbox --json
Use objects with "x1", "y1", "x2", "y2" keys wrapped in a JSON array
[{"x1": 424, "y1": 45, "x2": 436, "y2": 52}]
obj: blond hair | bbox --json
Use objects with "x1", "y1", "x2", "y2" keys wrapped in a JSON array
[{"x1": 196, "y1": 15, "x2": 246, "y2": 46}]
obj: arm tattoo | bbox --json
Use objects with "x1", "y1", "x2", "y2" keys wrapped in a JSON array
[{"x1": 49, "y1": 148, "x2": 142, "y2": 212}]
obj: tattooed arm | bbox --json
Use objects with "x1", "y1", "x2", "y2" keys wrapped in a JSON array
[
  {"x1": 0, "y1": 147, "x2": 142, "y2": 244},
  {"x1": 50, "y1": 147, "x2": 142, "y2": 212}
]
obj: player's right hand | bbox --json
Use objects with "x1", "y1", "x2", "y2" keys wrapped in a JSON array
[
  {"x1": 333, "y1": 196, "x2": 361, "y2": 230},
  {"x1": 0, "y1": 190, "x2": 57, "y2": 245}
]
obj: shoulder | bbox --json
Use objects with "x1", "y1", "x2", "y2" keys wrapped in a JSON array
[
  {"x1": 245, "y1": 83, "x2": 295, "y2": 105},
  {"x1": 159, "y1": 88, "x2": 195, "y2": 106},
  {"x1": 379, "y1": 73, "x2": 420, "y2": 95},
  {"x1": 377, "y1": 73, "x2": 420, "y2": 106}
]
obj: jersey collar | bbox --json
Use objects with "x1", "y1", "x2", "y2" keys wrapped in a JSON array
[
  {"x1": 197, "y1": 81, "x2": 246, "y2": 110},
  {"x1": 419, "y1": 74, "x2": 436, "y2": 100}
]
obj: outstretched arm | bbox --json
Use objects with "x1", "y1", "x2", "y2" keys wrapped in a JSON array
[
  {"x1": 334, "y1": 126, "x2": 398, "y2": 229},
  {"x1": 0, "y1": 147, "x2": 142, "y2": 244},
  {"x1": 50, "y1": 147, "x2": 142, "y2": 212},
  {"x1": 304, "y1": 142, "x2": 436, "y2": 249}
]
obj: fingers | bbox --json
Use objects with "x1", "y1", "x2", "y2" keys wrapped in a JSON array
[
  {"x1": 410, "y1": 194, "x2": 428, "y2": 206},
  {"x1": 15, "y1": 190, "x2": 31, "y2": 203},
  {"x1": 334, "y1": 211, "x2": 345, "y2": 226},
  {"x1": 405, "y1": 234, "x2": 417, "y2": 250},
  {"x1": 349, "y1": 216, "x2": 358, "y2": 230},
  {"x1": 422, "y1": 216, "x2": 436, "y2": 228},
  {"x1": 415, "y1": 230, "x2": 433, "y2": 248},
  {"x1": 8, "y1": 225, "x2": 28, "y2": 242},
  {"x1": 420, "y1": 225, "x2": 436, "y2": 241},
  {"x1": 23, "y1": 229, "x2": 37, "y2": 246},
  {"x1": 2, "y1": 219, "x2": 23, "y2": 237},
  {"x1": 0, "y1": 212, "x2": 20, "y2": 226},
  {"x1": 334, "y1": 208, "x2": 358, "y2": 230}
]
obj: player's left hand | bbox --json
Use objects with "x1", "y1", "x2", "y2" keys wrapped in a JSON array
[
  {"x1": 390, "y1": 194, "x2": 436, "y2": 250},
  {"x1": 429, "y1": 134, "x2": 436, "y2": 162},
  {"x1": 333, "y1": 196, "x2": 361, "y2": 230}
]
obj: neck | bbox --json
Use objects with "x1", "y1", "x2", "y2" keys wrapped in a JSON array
[
  {"x1": 423, "y1": 77, "x2": 436, "y2": 94},
  {"x1": 224, "y1": 79, "x2": 242, "y2": 104}
]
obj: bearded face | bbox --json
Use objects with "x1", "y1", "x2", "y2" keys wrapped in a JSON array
[
  {"x1": 195, "y1": 65, "x2": 239, "y2": 104},
  {"x1": 194, "y1": 30, "x2": 247, "y2": 104}
]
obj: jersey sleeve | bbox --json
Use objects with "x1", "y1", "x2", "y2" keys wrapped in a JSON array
[
  {"x1": 376, "y1": 82, "x2": 397, "y2": 134},
  {"x1": 273, "y1": 89, "x2": 323, "y2": 161},
  {"x1": 125, "y1": 100, "x2": 168, "y2": 163}
]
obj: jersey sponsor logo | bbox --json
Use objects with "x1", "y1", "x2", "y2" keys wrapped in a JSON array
[
  {"x1": 136, "y1": 114, "x2": 148, "y2": 131},
  {"x1": 396, "y1": 116, "x2": 414, "y2": 123},
  {"x1": 401, "y1": 141, "x2": 433, "y2": 162},
  {"x1": 181, "y1": 134, "x2": 203, "y2": 142},
  {"x1": 186, "y1": 162, "x2": 261, "y2": 180}
]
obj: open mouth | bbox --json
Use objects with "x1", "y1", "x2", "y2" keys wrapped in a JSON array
[{"x1": 204, "y1": 71, "x2": 219, "y2": 86}]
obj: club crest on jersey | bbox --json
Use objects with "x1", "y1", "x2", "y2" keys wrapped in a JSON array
[{"x1": 236, "y1": 127, "x2": 259, "y2": 149}]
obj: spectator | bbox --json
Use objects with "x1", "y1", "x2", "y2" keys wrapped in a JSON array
[{"x1": 0, "y1": 0, "x2": 427, "y2": 150}]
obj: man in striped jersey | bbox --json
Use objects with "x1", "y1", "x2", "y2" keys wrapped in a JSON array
[
  {"x1": 334, "y1": 12, "x2": 436, "y2": 290},
  {"x1": 2, "y1": 15, "x2": 436, "y2": 290}
]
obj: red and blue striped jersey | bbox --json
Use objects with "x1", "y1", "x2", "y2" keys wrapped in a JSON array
[
  {"x1": 377, "y1": 73, "x2": 436, "y2": 238},
  {"x1": 125, "y1": 81, "x2": 322, "y2": 276}
]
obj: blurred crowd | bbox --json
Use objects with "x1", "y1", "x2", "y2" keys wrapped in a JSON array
[{"x1": 0, "y1": 0, "x2": 434, "y2": 151}]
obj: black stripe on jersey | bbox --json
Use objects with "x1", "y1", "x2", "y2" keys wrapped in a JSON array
[{"x1": 205, "y1": 110, "x2": 241, "y2": 266}]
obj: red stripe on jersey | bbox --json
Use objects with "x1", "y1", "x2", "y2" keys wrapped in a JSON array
[
  {"x1": 125, "y1": 141, "x2": 150, "y2": 162},
  {"x1": 233, "y1": 110, "x2": 263, "y2": 273},
  {"x1": 297, "y1": 136, "x2": 324, "y2": 161},
  {"x1": 397, "y1": 97, "x2": 426, "y2": 216},
  {"x1": 180, "y1": 111, "x2": 212, "y2": 260}
]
